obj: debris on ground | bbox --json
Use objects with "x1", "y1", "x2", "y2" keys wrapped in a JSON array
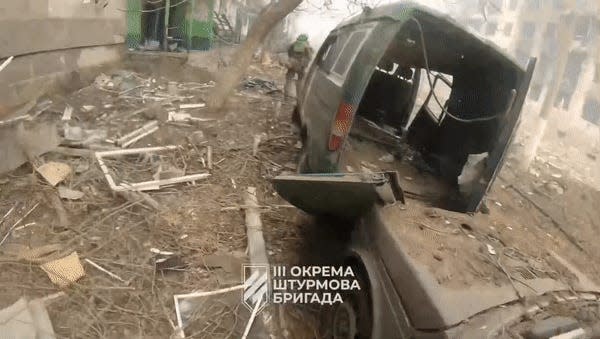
[
  {"x1": 179, "y1": 103, "x2": 206, "y2": 109},
  {"x1": 95, "y1": 146, "x2": 211, "y2": 191},
  {"x1": 253, "y1": 133, "x2": 267, "y2": 157},
  {"x1": 84, "y1": 258, "x2": 126, "y2": 284},
  {"x1": 0, "y1": 64, "x2": 301, "y2": 338},
  {"x1": 0, "y1": 203, "x2": 40, "y2": 246},
  {"x1": 40, "y1": 251, "x2": 85, "y2": 287},
  {"x1": 61, "y1": 105, "x2": 73, "y2": 121},
  {"x1": 245, "y1": 187, "x2": 269, "y2": 265},
  {"x1": 203, "y1": 251, "x2": 245, "y2": 273},
  {"x1": 150, "y1": 247, "x2": 175, "y2": 256},
  {"x1": 155, "y1": 255, "x2": 186, "y2": 272},
  {"x1": 0, "y1": 56, "x2": 14, "y2": 73},
  {"x1": 115, "y1": 120, "x2": 159, "y2": 148},
  {"x1": 62, "y1": 125, "x2": 107, "y2": 146},
  {"x1": 57, "y1": 186, "x2": 85, "y2": 200},
  {"x1": 174, "y1": 284, "x2": 246, "y2": 338},
  {"x1": 0, "y1": 122, "x2": 60, "y2": 174},
  {"x1": 242, "y1": 77, "x2": 280, "y2": 94},
  {"x1": 545, "y1": 180, "x2": 565, "y2": 195},
  {"x1": 457, "y1": 152, "x2": 488, "y2": 196},
  {"x1": 378, "y1": 153, "x2": 395, "y2": 163},
  {"x1": 81, "y1": 105, "x2": 95, "y2": 112},
  {"x1": 36, "y1": 162, "x2": 72, "y2": 186},
  {"x1": 167, "y1": 111, "x2": 215, "y2": 123},
  {"x1": 529, "y1": 167, "x2": 541, "y2": 177},
  {"x1": 0, "y1": 293, "x2": 63, "y2": 339},
  {"x1": 189, "y1": 130, "x2": 205, "y2": 144}
]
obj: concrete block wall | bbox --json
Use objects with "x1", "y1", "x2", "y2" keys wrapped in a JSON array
[{"x1": 0, "y1": 0, "x2": 127, "y2": 113}]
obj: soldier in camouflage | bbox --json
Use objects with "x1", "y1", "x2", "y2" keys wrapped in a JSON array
[{"x1": 284, "y1": 34, "x2": 313, "y2": 98}]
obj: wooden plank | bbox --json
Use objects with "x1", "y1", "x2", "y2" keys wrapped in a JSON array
[{"x1": 244, "y1": 187, "x2": 269, "y2": 265}]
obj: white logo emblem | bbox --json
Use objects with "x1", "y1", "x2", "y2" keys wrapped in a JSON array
[{"x1": 242, "y1": 264, "x2": 269, "y2": 312}]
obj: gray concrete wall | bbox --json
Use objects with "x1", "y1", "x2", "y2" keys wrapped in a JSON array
[
  {"x1": 0, "y1": 0, "x2": 127, "y2": 112},
  {"x1": 1, "y1": 45, "x2": 124, "y2": 112},
  {"x1": 0, "y1": 18, "x2": 124, "y2": 59}
]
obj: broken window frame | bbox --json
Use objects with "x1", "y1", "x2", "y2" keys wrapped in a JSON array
[
  {"x1": 95, "y1": 145, "x2": 210, "y2": 192},
  {"x1": 423, "y1": 72, "x2": 453, "y2": 123},
  {"x1": 325, "y1": 23, "x2": 376, "y2": 86},
  {"x1": 318, "y1": 34, "x2": 348, "y2": 73},
  {"x1": 331, "y1": 29, "x2": 371, "y2": 77}
]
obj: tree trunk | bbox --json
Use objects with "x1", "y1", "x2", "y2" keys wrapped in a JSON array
[{"x1": 208, "y1": 0, "x2": 302, "y2": 110}]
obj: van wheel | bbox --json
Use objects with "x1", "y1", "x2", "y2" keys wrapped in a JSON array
[
  {"x1": 330, "y1": 264, "x2": 372, "y2": 339},
  {"x1": 333, "y1": 301, "x2": 357, "y2": 339}
]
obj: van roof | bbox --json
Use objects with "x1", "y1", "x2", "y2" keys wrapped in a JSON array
[{"x1": 335, "y1": 1, "x2": 524, "y2": 71}]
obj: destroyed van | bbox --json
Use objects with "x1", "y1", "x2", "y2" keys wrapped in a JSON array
[{"x1": 274, "y1": 2, "x2": 600, "y2": 339}]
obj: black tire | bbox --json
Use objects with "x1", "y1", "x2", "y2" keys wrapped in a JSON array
[
  {"x1": 329, "y1": 262, "x2": 372, "y2": 339},
  {"x1": 332, "y1": 301, "x2": 358, "y2": 339}
]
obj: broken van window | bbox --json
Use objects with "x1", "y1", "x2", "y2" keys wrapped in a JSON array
[
  {"x1": 423, "y1": 72, "x2": 453, "y2": 121},
  {"x1": 319, "y1": 34, "x2": 349, "y2": 73},
  {"x1": 332, "y1": 30, "x2": 368, "y2": 76}
]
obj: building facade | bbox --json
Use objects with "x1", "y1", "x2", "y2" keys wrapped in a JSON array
[{"x1": 454, "y1": 0, "x2": 600, "y2": 151}]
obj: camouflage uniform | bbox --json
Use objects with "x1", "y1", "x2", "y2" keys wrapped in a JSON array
[{"x1": 284, "y1": 34, "x2": 312, "y2": 98}]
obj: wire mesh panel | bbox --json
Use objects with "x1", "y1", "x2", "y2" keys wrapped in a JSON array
[
  {"x1": 126, "y1": 0, "x2": 143, "y2": 49},
  {"x1": 187, "y1": 0, "x2": 216, "y2": 50},
  {"x1": 125, "y1": 0, "x2": 216, "y2": 52},
  {"x1": 213, "y1": 10, "x2": 237, "y2": 44},
  {"x1": 168, "y1": 0, "x2": 191, "y2": 51}
]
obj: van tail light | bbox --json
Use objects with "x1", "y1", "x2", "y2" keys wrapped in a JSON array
[{"x1": 328, "y1": 102, "x2": 354, "y2": 151}]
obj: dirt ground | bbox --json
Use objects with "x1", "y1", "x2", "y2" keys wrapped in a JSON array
[
  {"x1": 0, "y1": 60, "x2": 599, "y2": 339},
  {"x1": 0, "y1": 62, "x2": 315, "y2": 338}
]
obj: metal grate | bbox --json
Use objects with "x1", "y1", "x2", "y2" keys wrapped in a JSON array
[
  {"x1": 125, "y1": 0, "x2": 216, "y2": 52},
  {"x1": 213, "y1": 11, "x2": 236, "y2": 44},
  {"x1": 126, "y1": 0, "x2": 143, "y2": 49}
]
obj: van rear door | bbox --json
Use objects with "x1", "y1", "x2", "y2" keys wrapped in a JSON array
[
  {"x1": 272, "y1": 172, "x2": 404, "y2": 219},
  {"x1": 300, "y1": 23, "x2": 378, "y2": 172},
  {"x1": 467, "y1": 58, "x2": 536, "y2": 211}
]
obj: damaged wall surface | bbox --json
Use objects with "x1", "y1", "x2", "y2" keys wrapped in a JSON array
[{"x1": 0, "y1": 0, "x2": 127, "y2": 112}]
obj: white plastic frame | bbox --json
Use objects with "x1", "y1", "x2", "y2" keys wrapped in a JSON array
[{"x1": 95, "y1": 145, "x2": 210, "y2": 192}]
